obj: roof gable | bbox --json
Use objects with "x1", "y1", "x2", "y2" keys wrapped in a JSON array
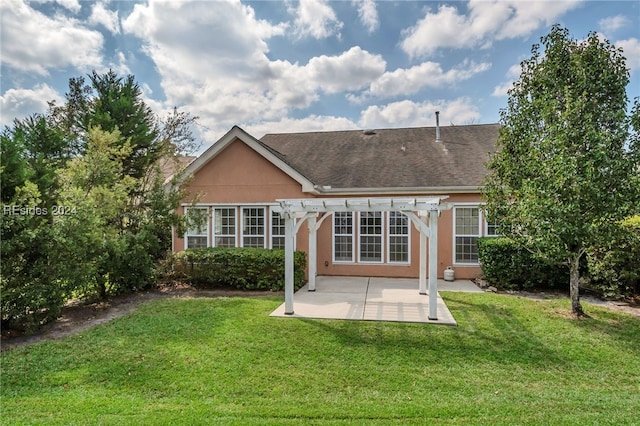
[{"x1": 174, "y1": 126, "x2": 315, "y2": 192}]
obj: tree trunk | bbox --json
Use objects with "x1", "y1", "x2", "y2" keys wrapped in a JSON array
[
  {"x1": 96, "y1": 274, "x2": 107, "y2": 300},
  {"x1": 569, "y1": 253, "x2": 584, "y2": 317}
]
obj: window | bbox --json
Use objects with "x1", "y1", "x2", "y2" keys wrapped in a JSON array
[
  {"x1": 333, "y1": 212, "x2": 354, "y2": 262},
  {"x1": 185, "y1": 207, "x2": 208, "y2": 249},
  {"x1": 213, "y1": 207, "x2": 236, "y2": 247},
  {"x1": 454, "y1": 207, "x2": 480, "y2": 264},
  {"x1": 388, "y1": 211, "x2": 409, "y2": 263},
  {"x1": 485, "y1": 218, "x2": 500, "y2": 237},
  {"x1": 331, "y1": 211, "x2": 411, "y2": 265},
  {"x1": 271, "y1": 210, "x2": 285, "y2": 249},
  {"x1": 359, "y1": 211, "x2": 383, "y2": 262},
  {"x1": 242, "y1": 207, "x2": 265, "y2": 248}
]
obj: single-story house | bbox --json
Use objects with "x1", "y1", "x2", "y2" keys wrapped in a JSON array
[{"x1": 171, "y1": 117, "x2": 499, "y2": 281}]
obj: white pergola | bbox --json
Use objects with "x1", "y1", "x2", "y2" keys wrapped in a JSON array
[{"x1": 278, "y1": 196, "x2": 452, "y2": 320}]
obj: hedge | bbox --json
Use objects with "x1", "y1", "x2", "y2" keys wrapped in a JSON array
[
  {"x1": 585, "y1": 216, "x2": 640, "y2": 299},
  {"x1": 175, "y1": 247, "x2": 307, "y2": 291},
  {"x1": 477, "y1": 237, "x2": 569, "y2": 290}
]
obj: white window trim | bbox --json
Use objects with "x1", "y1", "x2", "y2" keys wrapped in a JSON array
[
  {"x1": 269, "y1": 207, "x2": 289, "y2": 249},
  {"x1": 387, "y1": 211, "x2": 411, "y2": 265},
  {"x1": 212, "y1": 206, "x2": 238, "y2": 248},
  {"x1": 184, "y1": 206, "x2": 210, "y2": 249},
  {"x1": 358, "y1": 211, "x2": 384, "y2": 264},
  {"x1": 484, "y1": 218, "x2": 501, "y2": 237},
  {"x1": 453, "y1": 204, "x2": 482, "y2": 266},
  {"x1": 182, "y1": 202, "x2": 270, "y2": 207},
  {"x1": 241, "y1": 206, "x2": 266, "y2": 248},
  {"x1": 333, "y1": 211, "x2": 355, "y2": 263}
]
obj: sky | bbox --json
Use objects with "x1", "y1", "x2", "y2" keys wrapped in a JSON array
[{"x1": 1, "y1": 0, "x2": 639, "y2": 152}]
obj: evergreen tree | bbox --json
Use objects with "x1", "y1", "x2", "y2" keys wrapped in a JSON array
[{"x1": 53, "y1": 70, "x2": 160, "y2": 180}]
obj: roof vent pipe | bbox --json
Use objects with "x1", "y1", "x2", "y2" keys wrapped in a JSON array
[{"x1": 435, "y1": 111, "x2": 441, "y2": 143}]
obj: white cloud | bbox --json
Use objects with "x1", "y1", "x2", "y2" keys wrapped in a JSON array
[
  {"x1": 264, "y1": 47, "x2": 385, "y2": 113},
  {"x1": 28, "y1": 0, "x2": 82, "y2": 13},
  {"x1": 122, "y1": 1, "x2": 386, "y2": 144},
  {"x1": 401, "y1": 0, "x2": 582, "y2": 58},
  {"x1": 359, "y1": 98, "x2": 480, "y2": 129},
  {"x1": 491, "y1": 82, "x2": 512, "y2": 98},
  {"x1": 245, "y1": 115, "x2": 359, "y2": 139},
  {"x1": 109, "y1": 51, "x2": 131, "y2": 76},
  {"x1": 492, "y1": 63, "x2": 522, "y2": 97},
  {"x1": 306, "y1": 46, "x2": 386, "y2": 93},
  {"x1": 598, "y1": 15, "x2": 630, "y2": 35},
  {"x1": 357, "y1": 59, "x2": 490, "y2": 101},
  {"x1": 122, "y1": 0, "x2": 281, "y2": 119},
  {"x1": 617, "y1": 38, "x2": 640, "y2": 72},
  {"x1": 123, "y1": 0, "x2": 278, "y2": 78},
  {"x1": 89, "y1": 2, "x2": 120, "y2": 35},
  {"x1": 0, "y1": 84, "x2": 63, "y2": 126},
  {"x1": 401, "y1": 3, "x2": 504, "y2": 58},
  {"x1": 353, "y1": 0, "x2": 379, "y2": 33},
  {"x1": 288, "y1": 0, "x2": 343, "y2": 39},
  {"x1": 0, "y1": 0, "x2": 103, "y2": 75},
  {"x1": 55, "y1": 0, "x2": 81, "y2": 14},
  {"x1": 495, "y1": 1, "x2": 583, "y2": 40}
]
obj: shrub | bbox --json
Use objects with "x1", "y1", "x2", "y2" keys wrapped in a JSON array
[
  {"x1": 477, "y1": 237, "x2": 569, "y2": 290},
  {"x1": 1, "y1": 181, "x2": 76, "y2": 331},
  {"x1": 0, "y1": 208, "x2": 69, "y2": 332},
  {"x1": 175, "y1": 247, "x2": 307, "y2": 291},
  {"x1": 0, "y1": 272, "x2": 67, "y2": 333},
  {"x1": 106, "y1": 230, "x2": 159, "y2": 295},
  {"x1": 585, "y1": 216, "x2": 640, "y2": 299}
]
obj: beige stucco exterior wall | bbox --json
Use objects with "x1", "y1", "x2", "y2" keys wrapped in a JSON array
[
  {"x1": 174, "y1": 137, "x2": 486, "y2": 280},
  {"x1": 173, "y1": 138, "x2": 312, "y2": 253},
  {"x1": 313, "y1": 193, "x2": 483, "y2": 280},
  {"x1": 181, "y1": 138, "x2": 311, "y2": 204}
]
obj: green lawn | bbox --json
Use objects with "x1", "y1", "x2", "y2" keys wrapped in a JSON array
[{"x1": 2, "y1": 293, "x2": 639, "y2": 425}]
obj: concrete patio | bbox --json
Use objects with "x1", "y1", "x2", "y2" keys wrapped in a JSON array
[{"x1": 270, "y1": 276, "x2": 482, "y2": 326}]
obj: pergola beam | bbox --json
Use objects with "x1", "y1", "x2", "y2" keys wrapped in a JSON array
[{"x1": 280, "y1": 197, "x2": 443, "y2": 214}]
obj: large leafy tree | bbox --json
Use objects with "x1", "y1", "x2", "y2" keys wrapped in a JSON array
[
  {"x1": 56, "y1": 127, "x2": 136, "y2": 298},
  {"x1": 1, "y1": 71, "x2": 197, "y2": 330},
  {"x1": 49, "y1": 69, "x2": 198, "y2": 234},
  {"x1": 483, "y1": 26, "x2": 640, "y2": 316}
]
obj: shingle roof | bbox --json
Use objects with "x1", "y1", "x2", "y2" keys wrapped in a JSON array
[{"x1": 259, "y1": 124, "x2": 499, "y2": 190}]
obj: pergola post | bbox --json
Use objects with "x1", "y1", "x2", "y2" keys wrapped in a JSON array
[
  {"x1": 419, "y1": 215, "x2": 428, "y2": 295},
  {"x1": 284, "y1": 214, "x2": 295, "y2": 315},
  {"x1": 307, "y1": 215, "x2": 317, "y2": 291},
  {"x1": 428, "y1": 210, "x2": 439, "y2": 320}
]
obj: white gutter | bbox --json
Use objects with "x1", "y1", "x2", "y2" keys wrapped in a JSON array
[{"x1": 307, "y1": 185, "x2": 483, "y2": 195}]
